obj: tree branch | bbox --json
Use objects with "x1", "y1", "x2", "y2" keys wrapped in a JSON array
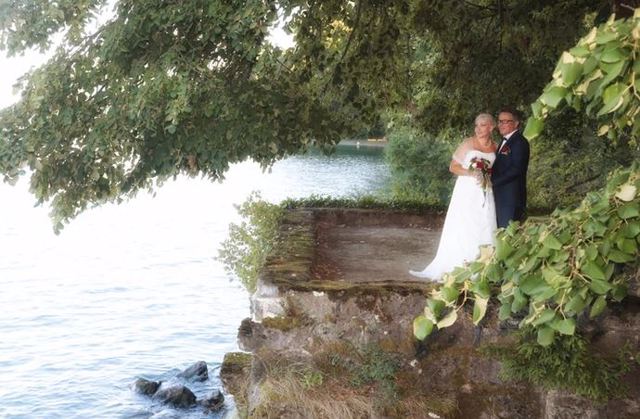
[
  {"x1": 321, "y1": 0, "x2": 363, "y2": 95},
  {"x1": 338, "y1": 0, "x2": 363, "y2": 64}
]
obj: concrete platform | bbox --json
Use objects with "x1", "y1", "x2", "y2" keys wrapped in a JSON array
[{"x1": 314, "y1": 218, "x2": 442, "y2": 283}]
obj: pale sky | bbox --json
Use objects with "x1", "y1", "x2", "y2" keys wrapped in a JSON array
[
  {"x1": 0, "y1": 52, "x2": 46, "y2": 109},
  {"x1": 0, "y1": 13, "x2": 294, "y2": 110}
]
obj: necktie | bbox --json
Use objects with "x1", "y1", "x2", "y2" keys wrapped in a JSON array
[{"x1": 498, "y1": 138, "x2": 507, "y2": 153}]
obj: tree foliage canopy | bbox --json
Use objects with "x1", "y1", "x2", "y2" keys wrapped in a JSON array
[{"x1": 0, "y1": 0, "x2": 638, "y2": 229}]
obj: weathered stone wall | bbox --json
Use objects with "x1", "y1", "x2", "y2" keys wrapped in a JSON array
[{"x1": 222, "y1": 208, "x2": 640, "y2": 419}]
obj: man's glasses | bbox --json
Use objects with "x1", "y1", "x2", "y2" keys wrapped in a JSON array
[{"x1": 498, "y1": 119, "x2": 515, "y2": 125}]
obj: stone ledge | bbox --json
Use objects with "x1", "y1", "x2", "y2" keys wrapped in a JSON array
[{"x1": 227, "y1": 207, "x2": 640, "y2": 419}]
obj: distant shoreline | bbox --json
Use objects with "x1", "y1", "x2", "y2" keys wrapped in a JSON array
[{"x1": 339, "y1": 138, "x2": 388, "y2": 148}]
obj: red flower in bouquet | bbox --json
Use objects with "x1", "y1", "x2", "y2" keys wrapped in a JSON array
[{"x1": 469, "y1": 157, "x2": 493, "y2": 205}]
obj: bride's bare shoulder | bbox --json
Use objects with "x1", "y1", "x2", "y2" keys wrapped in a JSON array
[
  {"x1": 455, "y1": 137, "x2": 474, "y2": 149},
  {"x1": 460, "y1": 137, "x2": 478, "y2": 152}
]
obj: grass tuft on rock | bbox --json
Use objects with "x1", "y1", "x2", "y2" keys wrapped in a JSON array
[{"x1": 481, "y1": 329, "x2": 636, "y2": 402}]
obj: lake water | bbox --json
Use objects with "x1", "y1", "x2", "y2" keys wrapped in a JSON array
[{"x1": 0, "y1": 145, "x2": 390, "y2": 419}]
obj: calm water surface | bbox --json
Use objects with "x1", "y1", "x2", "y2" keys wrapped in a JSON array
[{"x1": 0, "y1": 146, "x2": 389, "y2": 419}]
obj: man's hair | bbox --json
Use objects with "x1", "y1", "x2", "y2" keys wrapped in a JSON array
[{"x1": 498, "y1": 106, "x2": 522, "y2": 123}]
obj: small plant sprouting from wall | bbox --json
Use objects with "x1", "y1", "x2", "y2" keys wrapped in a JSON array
[
  {"x1": 218, "y1": 192, "x2": 284, "y2": 293},
  {"x1": 218, "y1": 193, "x2": 439, "y2": 292}
]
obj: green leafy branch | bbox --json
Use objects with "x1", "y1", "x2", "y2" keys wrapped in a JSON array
[
  {"x1": 524, "y1": 9, "x2": 640, "y2": 142},
  {"x1": 415, "y1": 163, "x2": 639, "y2": 346}
]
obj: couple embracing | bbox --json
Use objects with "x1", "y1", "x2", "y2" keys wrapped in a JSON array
[{"x1": 410, "y1": 108, "x2": 530, "y2": 282}]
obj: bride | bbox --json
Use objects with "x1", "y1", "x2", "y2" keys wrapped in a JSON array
[{"x1": 410, "y1": 113, "x2": 498, "y2": 281}]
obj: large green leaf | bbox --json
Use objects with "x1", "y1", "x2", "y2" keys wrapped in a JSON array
[
  {"x1": 597, "y1": 60, "x2": 627, "y2": 94},
  {"x1": 584, "y1": 220, "x2": 607, "y2": 237},
  {"x1": 539, "y1": 86, "x2": 567, "y2": 108},
  {"x1": 537, "y1": 326, "x2": 556, "y2": 347},
  {"x1": 560, "y1": 61, "x2": 583, "y2": 85},
  {"x1": 427, "y1": 298, "x2": 446, "y2": 319},
  {"x1": 617, "y1": 203, "x2": 640, "y2": 219},
  {"x1": 499, "y1": 303, "x2": 512, "y2": 320},
  {"x1": 581, "y1": 260, "x2": 606, "y2": 280},
  {"x1": 588, "y1": 278, "x2": 613, "y2": 295},
  {"x1": 569, "y1": 45, "x2": 590, "y2": 57},
  {"x1": 549, "y1": 318, "x2": 576, "y2": 335},
  {"x1": 520, "y1": 275, "x2": 549, "y2": 296},
  {"x1": 511, "y1": 289, "x2": 528, "y2": 313},
  {"x1": 564, "y1": 293, "x2": 588, "y2": 314},
  {"x1": 523, "y1": 116, "x2": 544, "y2": 139},
  {"x1": 607, "y1": 249, "x2": 635, "y2": 263},
  {"x1": 532, "y1": 308, "x2": 557, "y2": 326},
  {"x1": 600, "y1": 48, "x2": 626, "y2": 63},
  {"x1": 485, "y1": 263, "x2": 502, "y2": 283},
  {"x1": 413, "y1": 315, "x2": 434, "y2": 340},
  {"x1": 532, "y1": 286, "x2": 559, "y2": 302},
  {"x1": 439, "y1": 286, "x2": 460, "y2": 305},
  {"x1": 617, "y1": 237, "x2": 638, "y2": 254},
  {"x1": 585, "y1": 244, "x2": 598, "y2": 260},
  {"x1": 472, "y1": 297, "x2": 489, "y2": 325},
  {"x1": 589, "y1": 295, "x2": 607, "y2": 318},
  {"x1": 611, "y1": 284, "x2": 628, "y2": 301},
  {"x1": 599, "y1": 240, "x2": 612, "y2": 257},
  {"x1": 542, "y1": 233, "x2": 563, "y2": 250},
  {"x1": 582, "y1": 55, "x2": 599, "y2": 75},
  {"x1": 531, "y1": 101, "x2": 543, "y2": 119},
  {"x1": 595, "y1": 29, "x2": 618, "y2": 44},
  {"x1": 597, "y1": 82, "x2": 626, "y2": 115},
  {"x1": 495, "y1": 236, "x2": 515, "y2": 260},
  {"x1": 436, "y1": 309, "x2": 458, "y2": 329},
  {"x1": 520, "y1": 256, "x2": 541, "y2": 273},
  {"x1": 623, "y1": 220, "x2": 640, "y2": 238},
  {"x1": 470, "y1": 279, "x2": 491, "y2": 299}
]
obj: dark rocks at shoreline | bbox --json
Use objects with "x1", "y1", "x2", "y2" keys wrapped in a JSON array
[
  {"x1": 200, "y1": 389, "x2": 225, "y2": 412},
  {"x1": 153, "y1": 385, "x2": 197, "y2": 408},
  {"x1": 133, "y1": 378, "x2": 161, "y2": 396},
  {"x1": 132, "y1": 361, "x2": 225, "y2": 413},
  {"x1": 177, "y1": 360, "x2": 208, "y2": 382}
]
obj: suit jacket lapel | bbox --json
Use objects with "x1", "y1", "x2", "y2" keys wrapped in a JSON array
[{"x1": 500, "y1": 131, "x2": 520, "y2": 154}]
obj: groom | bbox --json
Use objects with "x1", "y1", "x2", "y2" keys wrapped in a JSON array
[{"x1": 492, "y1": 107, "x2": 530, "y2": 229}]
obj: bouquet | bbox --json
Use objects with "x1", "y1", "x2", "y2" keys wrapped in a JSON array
[{"x1": 469, "y1": 157, "x2": 492, "y2": 205}]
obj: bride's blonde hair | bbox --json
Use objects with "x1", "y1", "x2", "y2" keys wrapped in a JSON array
[{"x1": 475, "y1": 113, "x2": 495, "y2": 126}]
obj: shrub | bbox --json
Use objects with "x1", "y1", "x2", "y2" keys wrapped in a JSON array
[
  {"x1": 217, "y1": 192, "x2": 284, "y2": 293},
  {"x1": 385, "y1": 124, "x2": 456, "y2": 205}
]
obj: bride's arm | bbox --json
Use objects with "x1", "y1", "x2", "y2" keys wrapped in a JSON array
[
  {"x1": 450, "y1": 138, "x2": 476, "y2": 177},
  {"x1": 449, "y1": 159, "x2": 473, "y2": 177}
]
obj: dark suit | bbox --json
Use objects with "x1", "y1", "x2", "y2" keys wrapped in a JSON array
[{"x1": 491, "y1": 130, "x2": 530, "y2": 229}]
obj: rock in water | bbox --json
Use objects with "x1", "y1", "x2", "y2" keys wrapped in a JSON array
[
  {"x1": 200, "y1": 389, "x2": 225, "y2": 411},
  {"x1": 178, "y1": 361, "x2": 208, "y2": 382},
  {"x1": 154, "y1": 385, "x2": 197, "y2": 408},
  {"x1": 133, "y1": 378, "x2": 161, "y2": 396}
]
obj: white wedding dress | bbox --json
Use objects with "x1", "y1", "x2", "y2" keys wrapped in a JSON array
[{"x1": 410, "y1": 149, "x2": 497, "y2": 281}]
